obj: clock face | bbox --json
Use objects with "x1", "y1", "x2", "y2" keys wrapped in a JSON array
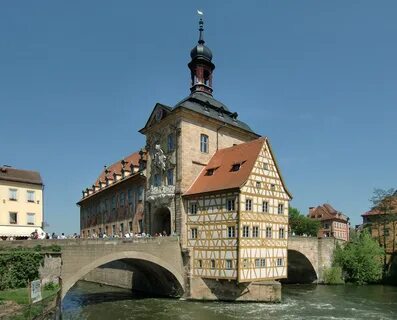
[{"x1": 155, "y1": 109, "x2": 163, "y2": 122}]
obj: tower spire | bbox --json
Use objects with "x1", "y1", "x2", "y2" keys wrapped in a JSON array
[
  {"x1": 188, "y1": 13, "x2": 215, "y2": 96},
  {"x1": 198, "y1": 18, "x2": 205, "y2": 44}
]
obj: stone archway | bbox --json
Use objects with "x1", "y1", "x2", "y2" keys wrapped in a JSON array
[
  {"x1": 281, "y1": 249, "x2": 318, "y2": 284},
  {"x1": 152, "y1": 207, "x2": 171, "y2": 236},
  {"x1": 62, "y1": 250, "x2": 184, "y2": 299}
]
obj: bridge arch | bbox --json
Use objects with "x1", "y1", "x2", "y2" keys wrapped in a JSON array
[
  {"x1": 283, "y1": 249, "x2": 318, "y2": 284},
  {"x1": 62, "y1": 250, "x2": 184, "y2": 299}
]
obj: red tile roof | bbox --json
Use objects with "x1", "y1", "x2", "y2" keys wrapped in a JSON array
[
  {"x1": 95, "y1": 151, "x2": 140, "y2": 186},
  {"x1": 184, "y1": 137, "x2": 292, "y2": 198},
  {"x1": 308, "y1": 204, "x2": 349, "y2": 222}
]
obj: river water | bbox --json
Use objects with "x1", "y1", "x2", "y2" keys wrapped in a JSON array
[{"x1": 62, "y1": 281, "x2": 397, "y2": 320}]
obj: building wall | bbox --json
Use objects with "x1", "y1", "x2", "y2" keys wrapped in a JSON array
[
  {"x1": 364, "y1": 215, "x2": 397, "y2": 258},
  {"x1": 0, "y1": 180, "x2": 43, "y2": 231},
  {"x1": 238, "y1": 140, "x2": 289, "y2": 281},
  {"x1": 318, "y1": 220, "x2": 349, "y2": 241},
  {"x1": 79, "y1": 175, "x2": 145, "y2": 237},
  {"x1": 186, "y1": 190, "x2": 239, "y2": 280}
]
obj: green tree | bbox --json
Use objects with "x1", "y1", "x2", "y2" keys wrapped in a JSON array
[
  {"x1": 333, "y1": 230, "x2": 384, "y2": 284},
  {"x1": 288, "y1": 207, "x2": 320, "y2": 237}
]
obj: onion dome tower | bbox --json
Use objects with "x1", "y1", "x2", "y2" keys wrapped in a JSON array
[{"x1": 188, "y1": 17, "x2": 215, "y2": 96}]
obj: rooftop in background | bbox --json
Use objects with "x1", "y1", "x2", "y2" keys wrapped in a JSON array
[
  {"x1": 0, "y1": 166, "x2": 43, "y2": 186},
  {"x1": 308, "y1": 203, "x2": 349, "y2": 222}
]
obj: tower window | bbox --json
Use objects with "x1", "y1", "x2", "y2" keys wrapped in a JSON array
[
  {"x1": 167, "y1": 133, "x2": 175, "y2": 152},
  {"x1": 167, "y1": 169, "x2": 174, "y2": 185},
  {"x1": 200, "y1": 134, "x2": 209, "y2": 153}
]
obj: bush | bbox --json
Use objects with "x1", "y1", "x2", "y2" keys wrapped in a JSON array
[
  {"x1": 43, "y1": 282, "x2": 58, "y2": 291},
  {"x1": 333, "y1": 230, "x2": 384, "y2": 284},
  {"x1": 323, "y1": 266, "x2": 344, "y2": 284}
]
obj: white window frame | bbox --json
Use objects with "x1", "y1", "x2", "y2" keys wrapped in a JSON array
[
  {"x1": 279, "y1": 227, "x2": 285, "y2": 239},
  {"x1": 278, "y1": 203, "x2": 284, "y2": 214},
  {"x1": 9, "y1": 189, "x2": 17, "y2": 201},
  {"x1": 200, "y1": 134, "x2": 209, "y2": 153},
  {"x1": 227, "y1": 199, "x2": 235, "y2": 211},
  {"x1": 27, "y1": 190, "x2": 35, "y2": 203},
  {"x1": 252, "y1": 226, "x2": 259, "y2": 238},
  {"x1": 245, "y1": 199, "x2": 252, "y2": 211},
  {"x1": 277, "y1": 258, "x2": 284, "y2": 267},
  {"x1": 27, "y1": 213, "x2": 35, "y2": 225},
  {"x1": 9, "y1": 212, "x2": 17, "y2": 224},
  {"x1": 262, "y1": 201, "x2": 269, "y2": 213},
  {"x1": 191, "y1": 228, "x2": 198, "y2": 239},
  {"x1": 226, "y1": 259, "x2": 233, "y2": 270},
  {"x1": 266, "y1": 226, "x2": 272, "y2": 238},
  {"x1": 242, "y1": 225, "x2": 249, "y2": 238},
  {"x1": 190, "y1": 202, "x2": 198, "y2": 215},
  {"x1": 227, "y1": 226, "x2": 236, "y2": 238}
]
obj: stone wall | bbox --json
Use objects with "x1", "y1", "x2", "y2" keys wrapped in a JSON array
[{"x1": 39, "y1": 253, "x2": 62, "y2": 286}]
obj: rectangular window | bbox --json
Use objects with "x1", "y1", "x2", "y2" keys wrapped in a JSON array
[
  {"x1": 279, "y1": 228, "x2": 285, "y2": 239},
  {"x1": 256, "y1": 181, "x2": 261, "y2": 188},
  {"x1": 242, "y1": 225, "x2": 249, "y2": 238},
  {"x1": 226, "y1": 259, "x2": 233, "y2": 270},
  {"x1": 198, "y1": 259, "x2": 203, "y2": 268},
  {"x1": 105, "y1": 225, "x2": 109, "y2": 235},
  {"x1": 255, "y1": 259, "x2": 261, "y2": 268},
  {"x1": 167, "y1": 133, "x2": 175, "y2": 152},
  {"x1": 278, "y1": 203, "x2": 284, "y2": 214},
  {"x1": 191, "y1": 228, "x2": 198, "y2": 239},
  {"x1": 112, "y1": 224, "x2": 116, "y2": 235},
  {"x1": 263, "y1": 163, "x2": 269, "y2": 170},
  {"x1": 262, "y1": 201, "x2": 269, "y2": 213},
  {"x1": 120, "y1": 223, "x2": 124, "y2": 234},
  {"x1": 211, "y1": 259, "x2": 216, "y2": 269},
  {"x1": 270, "y1": 184, "x2": 275, "y2": 191},
  {"x1": 27, "y1": 213, "x2": 35, "y2": 225},
  {"x1": 128, "y1": 189, "x2": 133, "y2": 203},
  {"x1": 167, "y1": 169, "x2": 174, "y2": 185},
  {"x1": 227, "y1": 199, "x2": 235, "y2": 211},
  {"x1": 200, "y1": 134, "x2": 209, "y2": 153},
  {"x1": 9, "y1": 212, "x2": 17, "y2": 224},
  {"x1": 9, "y1": 189, "x2": 17, "y2": 201},
  {"x1": 190, "y1": 202, "x2": 198, "y2": 214},
  {"x1": 128, "y1": 221, "x2": 132, "y2": 232},
  {"x1": 277, "y1": 258, "x2": 284, "y2": 267},
  {"x1": 252, "y1": 226, "x2": 259, "y2": 238},
  {"x1": 27, "y1": 190, "x2": 35, "y2": 202},
  {"x1": 227, "y1": 226, "x2": 236, "y2": 238},
  {"x1": 120, "y1": 192, "x2": 125, "y2": 207},
  {"x1": 245, "y1": 199, "x2": 252, "y2": 211},
  {"x1": 261, "y1": 258, "x2": 266, "y2": 267},
  {"x1": 266, "y1": 226, "x2": 272, "y2": 238}
]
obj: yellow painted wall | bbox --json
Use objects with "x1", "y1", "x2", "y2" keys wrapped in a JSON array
[{"x1": 0, "y1": 180, "x2": 43, "y2": 228}]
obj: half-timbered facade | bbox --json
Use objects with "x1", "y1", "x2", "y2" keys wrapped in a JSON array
[{"x1": 184, "y1": 138, "x2": 292, "y2": 282}]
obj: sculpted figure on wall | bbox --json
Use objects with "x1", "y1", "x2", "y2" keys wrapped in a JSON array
[{"x1": 153, "y1": 144, "x2": 166, "y2": 171}]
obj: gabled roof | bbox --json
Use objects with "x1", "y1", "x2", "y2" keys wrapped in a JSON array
[
  {"x1": 362, "y1": 193, "x2": 397, "y2": 217},
  {"x1": 184, "y1": 138, "x2": 265, "y2": 196},
  {"x1": 308, "y1": 204, "x2": 349, "y2": 222},
  {"x1": 0, "y1": 166, "x2": 43, "y2": 186},
  {"x1": 94, "y1": 151, "x2": 141, "y2": 186},
  {"x1": 139, "y1": 103, "x2": 173, "y2": 133}
]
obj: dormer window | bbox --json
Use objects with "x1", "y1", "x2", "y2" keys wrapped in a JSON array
[
  {"x1": 206, "y1": 169, "x2": 214, "y2": 176},
  {"x1": 231, "y1": 164, "x2": 240, "y2": 172}
]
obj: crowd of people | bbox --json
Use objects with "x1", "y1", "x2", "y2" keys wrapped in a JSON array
[{"x1": 87, "y1": 230, "x2": 173, "y2": 239}]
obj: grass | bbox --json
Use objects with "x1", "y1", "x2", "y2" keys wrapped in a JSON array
[{"x1": 0, "y1": 285, "x2": 59, "y2": 305}]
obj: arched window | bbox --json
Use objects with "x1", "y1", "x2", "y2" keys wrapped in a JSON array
[{"x1": 200, "y1": 134, "x2": 209, "y2": 153}]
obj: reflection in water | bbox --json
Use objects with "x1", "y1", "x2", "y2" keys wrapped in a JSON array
[{"x1": 62, "y1": 281, "x2": 397, "y2": 320}]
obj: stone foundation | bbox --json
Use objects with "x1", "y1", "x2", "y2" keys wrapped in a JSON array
[{"x1": 188, "y1": 277, "x2": 281, "y2": 302}]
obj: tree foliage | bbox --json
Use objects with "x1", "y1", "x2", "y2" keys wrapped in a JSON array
[
  {"x1": 289, "y1": 207, "x2": 320, "y2": 237},
  {"x1": 333, "y1": 230, "x2": 384, "y2": 284}
]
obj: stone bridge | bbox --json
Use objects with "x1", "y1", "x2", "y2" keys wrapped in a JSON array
[
  {"x1": 286, "y1": 236, "x2": 340, "y2": 283},
  {"x1": 0, "y1": 236, "x2": 338, "y2": 299}
]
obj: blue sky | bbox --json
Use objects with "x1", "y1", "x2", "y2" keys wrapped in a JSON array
[{"x1": 1, "y1": 1, "x2": 396, "y2": 234}]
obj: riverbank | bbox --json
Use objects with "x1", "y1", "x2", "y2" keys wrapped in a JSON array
[{"x1": 62, "y1": 281, "x2": 397, "y2": 319}]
